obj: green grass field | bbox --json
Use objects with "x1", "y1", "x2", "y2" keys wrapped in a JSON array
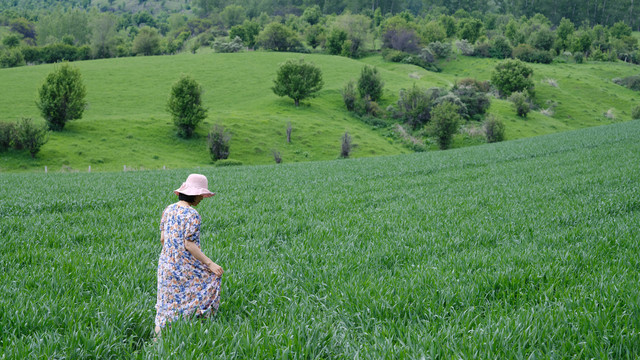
[
  {"x1": 1, "y1": 120, "x2": 639, "y2": 358},
  {"x1": 0, "y1": 52, "x2": 639, "y2": 172}
]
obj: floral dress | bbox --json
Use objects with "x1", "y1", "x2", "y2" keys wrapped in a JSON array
[{"x1": 155, "y1": 203, "x2": 222, "y2": 329}]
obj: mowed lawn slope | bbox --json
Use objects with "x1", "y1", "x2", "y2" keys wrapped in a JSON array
[
  {"x1": 1, "y1": 120, "x2": 639, "y2": 358},
  {"x1": 0, "y1": 51, "x2": 639, "y2": 172}
]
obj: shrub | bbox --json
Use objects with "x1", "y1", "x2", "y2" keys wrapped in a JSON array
[
  {"x1": 0, "y1": 122, "x2": 17, "y2": 151},
  {"x1": 167, "y1": 75, "x2": 207, "y2": 138},
  {"x1": 272, "y1": 58, "x2": 324, "y2": 107},
  {"x1": 342, "y1": 80, "x2": 357, "y2": 111},
  {"x1": 41, "y1": 43, "x2": 79, "y2": 63},
  {"x1": 512, "y1": 44, "x2": 552, "y2": 64},
  {"x1": 573, "y1": 51, "x2": 584, "y2": 63},
  {"x1": 427, "y1": 41, "x2": 451, "y2": 59},
  {"x1": 326, "y1": 28, "x2": 347, "y2": 55},
  {"x1": 489, "y1": 36, "x2": 512, "y2": 59},
  {"x1": 354, "y1": 97, "x2": 382, "y2": 117},
  {"x1": 397, "y1": 84, "x2": 433, "y2": 128},
  {"x1": 132, "y1": 26, "x2": 162, "y2": 56},
  {"x1": 207, "y1": 125, "x2": 231, "y2": 161},
  {"x1": 509, "y1": 92, "x2": 530, "y2": 117},
  {"x1": 16, "y1": 118, "x2": 49, "y2": 158},
  {"x1": 212, "y1": 36, "x2": 244, "y2": 53},
  {"x1": 382, "y1": 28, "x2": 422, "y2": 53},
  {"x1": 257, "y1": 22, "x2": 301, "y2": 52},
  {"x1": 21, "y1": 46, "x2": 42, "y2": 64},
  {"x1": 214, "y1": 159, "x2": 242, "y2": 167},
  {"x1": 455, "y1": 39, "x2": 474, "y2": 56},
  {"x1": 491, "y1": 59, "x2": 534, "y2": 97},
  {"x1": 457, "y1": 78, "x2": 491, "y2": 93},
  {"x1": 613, "y1": 76, "x2": 640, "y2": 91},
  {"x1": 430, "y1": 102, "x2": 461, "y2": 150},
  {"x1": 37, "y1": 63, "x2": 87, "y2": 131},
  {"x1": 0, "y1": 48, "x2": 25, "y2": 68},
  {"x1": 483, "y1": 115, "x2": 505, "y2": 142},
  {"x1": 632, "y1": 105, "x2": 640, "y2": 120},
  {"x1": 452, "y1": 84, "x2": 490, "y2": 120},
  {"x1": 272, "y1": 149, "x2": 282, "y2": 164},
  {"x1": 472, "y1": 42, "x2": 491, "y2": 57},
  {"x1": 357, "y1": 66, "x2": 384, "y2": 102},
  {"x1": 340, "y1": 131, "x2": 352, "y2": 158}
]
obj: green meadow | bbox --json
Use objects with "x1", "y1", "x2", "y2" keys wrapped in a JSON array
[
  {"x1": 1, "y1": 51, "x2": 639, "y2": 172},
  {"x1": 1, "y1": 120, "x2": 639, "y2": 358}
]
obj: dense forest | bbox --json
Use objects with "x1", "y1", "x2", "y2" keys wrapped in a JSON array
[
  {"x1": 1, "y1": 0, "x2": 639, "y2": 69},
  {"x1": 1, "y1": 0, "x2": 639, "y2": 29}
]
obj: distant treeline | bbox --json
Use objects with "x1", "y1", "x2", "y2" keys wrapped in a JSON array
[
  {"x1": 1, "y1": 0, "x2": 638, "y2": 29},
  {"x1": 1, "y1": 0, "x2": 639, "y2": 69}
]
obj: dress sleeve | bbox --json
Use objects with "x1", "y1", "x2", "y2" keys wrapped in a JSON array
[{"x1": 184, "y1": 210, "x2": 201, "y2": 243}]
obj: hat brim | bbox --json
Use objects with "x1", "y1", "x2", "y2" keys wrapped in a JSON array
[{"x1": 174, "y1": 184, "x2": 215, "y2": 198}]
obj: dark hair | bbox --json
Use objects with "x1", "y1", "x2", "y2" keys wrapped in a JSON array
[{"x1": 178, "y1": 193, "x2": 197, "y2": 204}]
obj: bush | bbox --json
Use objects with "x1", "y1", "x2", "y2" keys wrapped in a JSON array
[
  {"x1": 472, "y1": 42, "x2": 491, "y2": 57},
  {"x1": 489, "y1": 36, "x2": 512, "y2": 59},
  {"x1": 357, "y1": 66, "x2": 383, "y2": 102},
  {"x1": 427, "y1": 41, "x2": 451, "y2": 59},
  {"x1": 573, "y1": 51, "x2": 584, "y2": 63},
  {"x1": 133, "y1": 26, "x2": 162, "y2": 56},
  {"x1": 382, "y1": 28, "x2": 422, "y2": 53},
  {"x1": 214, "y1": 159, "x2": 242, "y2": 167},
  {"x1": 326, "y1": 28, "x2": 347, "y2": 55},
  {"x1": 342, "y1": 80, "x2": 357, "y2": 111},
  {"x1": 258, "y1": 23, "x2": 302, "y2": 52},
  {"x1": 509, "y1": 92, "x2": 530, "y2": 117},
  {"x1": 21, "y1": 46, "x2": 42, "y2": 64},
  {"x1": 207, "y1": 125, "x2": 231, "y2": 161},
  {"x1": 457, "y1": 78, "x2": 491, "y2": 93},
  {"x1": 0, "y1": 122, "x2": 17, "y2": 151},
  {"x1": 16, "y1": 118, "x2": 49, "y2": 158},
  {"x1": 491, "y1": 59, "x2": 535, "y2": 97},
  {"x1": 632, "y1": 105, "x2": 640, "y2": 120},
  {"x1": 512, "y1": 44, "x2": 552, "y2": 64},
  {"x1": 167, "y1": 75, "x2": 207, "y2": 138},
  {"x1": 0, "y1": 48, "x2": 25, "y2": 68},
  {"x1": 455, "y1": 39, "x2": 474, "y2": 56},
  {"x1": 430, "y1": 102, "x2": 461, "y2": 150},
  {"x1": 483, "y1": 115, "x2": 505, "y2": 142},
  {"x1": 452, "y1": 84, "x2": 490, "y2": 120},
  {"x1": 212, "y1": 36, "x2": 245, "y2": 53},
  {"x1": 354, "y1": 97, "x2": 382, "y2": 117},
  {"x1": 41, "y1": 43, "x2": 79, "y2": 63},
  {"x1": 37, "y1": 63, "x2": 87, "y2": 131},
  {"x1": 613, "y1": 76, "x2": 640, "y2": 91},
  {"x1": 340, "y1": 131, "x2": 352, "y2": 158},
  {"x1": 397, "y1": 84, "x2": 433, "y2": 128}
]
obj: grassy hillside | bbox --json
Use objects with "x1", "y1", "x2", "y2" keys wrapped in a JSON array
[
  {"x1": 1, "y1": 120, "x2": 639, "y2": 358},
  {"x1": 0, "y1": 51, "x2": 639, "y2": 172}
]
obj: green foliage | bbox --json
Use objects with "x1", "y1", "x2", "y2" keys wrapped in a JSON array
[
  {"x1": 9, "y1": 17, "x2": 36, "y2": 40},
  {"x1": 301, "y1": 5, "x2": 322, "y2": 25},
  {"x1": 340, "y1": 131, "x2": 352, "y2": 158},
  {"x1": 512, "y1": 44, "x2": 553, "y2": 64},
  {"x1": 483, "y1": 115, "x2": 505, "y2": 142},
  {"x1": 229, "y1": 20, "x2": 260, "y2": 48},
  {"x1": 489, "y1": 35, "x2": 512, "y2": 59},
  {"x1": 509, "y1": 91, "x2": 531, "y2": 117},
  {"x1": 452, "y1": 83, "x2": 490, "y2": 120},
  {"x1": 357, "y1": 66, "x2": 383, "y2": 102},
  {"x1": 220, "y1": 5, "x2": 246, "y2": 28},
  {"x1": 430, "y1": 101, "x2": 460, "y2": 150},
  {"x1": 305, "y1": 25, "x2": 324, "y2": 49},
  {"x1": 421, "y1": 21, "x2": 446, "y2": 44},
  {"x1": 214, "y1": 158, "x2": 242, "y2": 166},
  {"x1": 396, "y1": 84, "x2": 433, "y2": 128},
  {"x1": 2, "y1": 34, "x2": 21, "y2": 48},
  {"x1": 0, "y1": 122, "x2": 17, "y2": 151},
  {"x1": 610, "y1": 21, "x2": 632, "y2": 39},
  {"x1": 207, "y1": 125, "x2": 231, "y2": 161},
  {"x1": 212, "y1": 36, "x2": 244, "y2": 53},
  {"x1": 491, "y1": 59, "x2": 534, "y2": 97},
  {"x1": 427, "y1": 41, "x2": 452, "y2": 59},
  {"x1": 37, "y1": 63, "x2": 87, "y2": 131},
  {"x1": 341, "y1": 80, "x2": 356, "y2": 111},
  {"x1": 613, "y1": 76, "x2": 640, "y2": 91},
  {"x1": 132, "y1": 26, "x2": 162, "y2": 56},
  {"x1": 326, "y1": 28, "x2": 347, "y2": 55},
  {"x1": 271, "y1": 58, "x2": 324, "y2": 107},
  {"x1": 632, "y1": 105, "x2": 640, "y2": 120},
  {"x1": 457, "y1": 18, "x2": 484, "y2": 44},
  {"x1": 0, "y1": 48, "x2": 25, "y2": 68},
  {"x1": 16, "y1": 117, "x2": 49, "y2": 158},
  {"x1": 167, "y1": 75, "x2": 208, "y2": 138},
  {"x1": 573, "y1": 51, "x2": 585, "y2": 63},
  {"x1": 530, "y1": 27, "x2": 555, "y2": 51},
  {"x1": 257, "y1": 22, "x2": 300, "y2": 52}
]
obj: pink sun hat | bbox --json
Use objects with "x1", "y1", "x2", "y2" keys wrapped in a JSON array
[{"x1": 174, "y1": 174, "x2": 216, "y2": 198}]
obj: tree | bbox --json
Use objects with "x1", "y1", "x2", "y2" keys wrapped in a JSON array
[
  {"x1": 37, "y1": 63, "x2": 87, "y2": 131},
  {"x1": 272, "y1": 59, "x2": 324, "y2": 107},
  {"x1": 326, "y1": 28, "x2": 347, "y2": 55},
  {"x1": 16, "y1": 118, "x2": 49, "y2": 158},
  {"x1": 483, "y1": 115, "x2": 505, "y2": 143},
  {"x1": 357, "y1": 66, "x2": 384, "y2": 102},
  {"x1": 167, "y1": 76, "x2": 208, "y2": 138},
  {"x1": 2, "y1": 34, "x2": 21, "y2": 48},
  {"x1": 457, "y1": 18, "x2": 484, "y2": 44},
  {"x1": 207, "y1": 125, "x2": 230, "y2": 161},
  {"x1": 430, "y1": 102, "x2": 460, "y2": 150},
  {"x1": 491, "y1": 59, "x2": 534, "y2": 97},
  {"x1": 90, "y1": 13, "x2": 118, "y2": 59},
  {"x1": 133, "y1": 26, "x2": 162, "y2": 56},
  {"x1": 257, "y1": 22, "x2": 300, "y2": 52},
  {"x1": 509, "y1": 92, "x2": 530, "y2": 117},
  {"x1": 397, "y1": 84, "x2": 433, "y2": 128},
  {"x1": 302, "y1": 5, "x2": 323, "y2": 25},
  {"x1": 220, "y1": 5, "x2": 246, "y2": 28}
]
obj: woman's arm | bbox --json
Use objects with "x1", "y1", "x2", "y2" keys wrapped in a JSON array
[
  {"x1": 184, "y1": 240, "x2": 224, "y2": 277},
  {"x1": 160, "y1": 230, "x2": 164, "y2": 246}
]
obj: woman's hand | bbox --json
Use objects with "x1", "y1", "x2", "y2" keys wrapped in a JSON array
[{"x1": 207, "y1": 262, "x2": 224, "y2": 277}]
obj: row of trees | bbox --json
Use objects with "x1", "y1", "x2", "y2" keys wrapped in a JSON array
[{"x1": 2, "y1": 4, "x2": 640, "y2": 69}]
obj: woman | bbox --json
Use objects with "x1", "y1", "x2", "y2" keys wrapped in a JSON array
[{"x1": 155, "y1": 174, "x2": 224, "y2": 335}]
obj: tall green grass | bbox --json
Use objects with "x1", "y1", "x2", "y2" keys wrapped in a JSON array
[
  {"x1": 0, "y1": 52, "x2": 638, "y2": 172},
  {"x1": 1, "y1": 120, "x2": 639, "y2": 358}
]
